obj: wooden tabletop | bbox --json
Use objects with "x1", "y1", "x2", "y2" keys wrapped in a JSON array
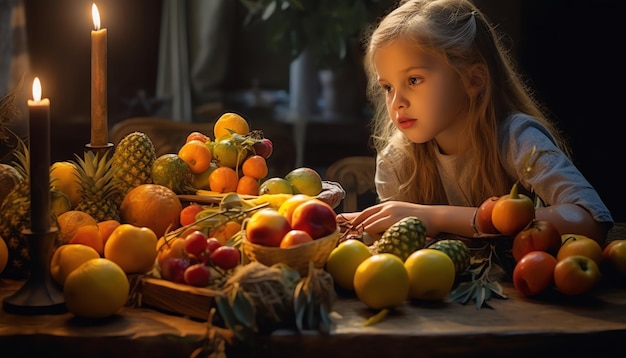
[{"x1": 1, "y1": 224, "x2": 625, "y2": 357}]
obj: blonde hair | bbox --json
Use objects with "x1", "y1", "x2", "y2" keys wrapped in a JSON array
[{"x1": 364, "y1": 0, "x2": 570, "y2": 206}]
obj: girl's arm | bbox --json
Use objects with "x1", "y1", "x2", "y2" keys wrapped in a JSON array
[{"x1": 339, "y1": 201, "x2": 609, "y2": 244}]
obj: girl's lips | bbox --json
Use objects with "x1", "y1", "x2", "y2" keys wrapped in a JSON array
[{"x1": 397, "y1": 117, "x2": 417, "y2": 129}]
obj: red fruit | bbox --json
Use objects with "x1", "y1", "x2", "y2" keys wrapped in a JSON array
[
  {"x1": 161, "y1": 257, "x2": 190, "y2": 283},
  {"x1": 475, "y1": 196, "x2": 499, "y2": 234},
  {"x1": 183, "y1": 230, "x2": 209, "y2": 258},
  {"x1": 206, "y1": 237, "x2": 222, "y2": 254},
  {"x1": 291, "y1": 199, "x2": 337, "y2": 239},
  {"x1": 253, "y1": 138, "x2": 273, "y2": 159},
  {"x1": 245, "y1": 208, "x2": 292, "y2": 247},
  {"x1": 184, "y1": 263, "x2": 211, "y2": 287},
  {"x1": 512, "y1": 251, "x2": 557, "y2": 297},
  {"x1": 512, "y1": 220, "x2": 561, "y2": 262},
  {"x1": 553, "y1": 255, "x2": 600, "y2": 296},
  {"x1": 210, "y1": 246, "x2": 241, "y2": 270}
]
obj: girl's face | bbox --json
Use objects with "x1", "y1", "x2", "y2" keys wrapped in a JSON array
[{"x1": 373, "y1": 37, "x2": 469, "y2": 154}]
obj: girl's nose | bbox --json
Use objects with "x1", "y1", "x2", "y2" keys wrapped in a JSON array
[{"x1": 391, "y1": 91, "x2": 408, "y2": 110}]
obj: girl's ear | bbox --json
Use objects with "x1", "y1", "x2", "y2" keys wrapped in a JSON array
[{"x1": 466, "y1": 63, "x2": 488, "y2": 98}]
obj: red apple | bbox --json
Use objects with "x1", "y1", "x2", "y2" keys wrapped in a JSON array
[
  {"x1": 253, "y1": 138, "x2": 273, "y2": 159},
  {"x1": 290, "y1": 198, "x2": 337, "y2": 239},
  {"x1": 512, "y1": 220, "x2": 561, "y2": 262},
  {"x1": 210, "y1": 246, "x2": 241, "y2": 270},
  {"x1": 475, "y1": 196, "x2": 500, "y2": 234},
  {"x1": 553, "y1": 255, "x2": 600, "y2": 296},
  {"x1": 602, "y1": 239, "x2": 626, "y2": 277},
  {"x1": 245, "y1": 208, "x2": 292, "y2": 247},
  {"x1": 512, "y1": 251, "x2": 557, "y2": 297}
]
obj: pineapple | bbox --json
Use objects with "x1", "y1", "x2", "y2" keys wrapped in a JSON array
[
  {"x1": 72, "y1": 150, "x2": 120, "y2": 222},
  {"x1": 111, "y1": 131, "x2": 156, "y2": 203},
  {"x1": 0, "y1": 139, "x2": 61, "y2": 279},
  {"x1": 428, "y1": 239, "x2": 471, "y2": 274},
  {"x1": 374, "y1": 216, "x2": 426, "y2": 261}
]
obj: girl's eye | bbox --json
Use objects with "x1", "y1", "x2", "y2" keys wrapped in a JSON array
[
  {"x1": 409, "y1": 77, "x2": 422, "y2": 85},
  {"x1": 379, "y1": 84, "x2": 392, "y2": 93}
]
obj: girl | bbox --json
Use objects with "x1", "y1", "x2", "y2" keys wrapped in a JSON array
[{"x1": 340, "y1": 0, "x2": 613, "y2": 244}]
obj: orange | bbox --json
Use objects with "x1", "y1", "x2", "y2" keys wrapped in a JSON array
[
  {"x1": 57, "y1": 210, "x2": 98, "y2": 244},
  {"x1": 50, "y1": 244, "x2": 100, "y2": 286},
  {"x1": 279, "y1": 229, "x2": 313, "y2": 248},
  {"x1": 242, "y1": 155, "x2": 268, "y2": 180},
  {"x1": 209, "y1": 166, "x2": 239, "y2": 193},
  {"x1": 178, "y1": 140, "x2": 213, "y2": 174},
  {"x1": 63, "y1": 258, "x2": 130, "y2": 319},
  {"x1": 209, "y1": 221, "x2": 242, "y2": 244},
  {"x1": 69, "y1": 224, "x2": 104, "y2": 256},
  {"x1": 97, "y1": 219, "x2": 121, "y2": 246},
  {"x1": 0, "y1": 238, "x2": 9, "y2": 275},
  {"x1": 186, "y1": 131, "x2": 210, "y2": 143},
  {"x1": 50, "y1": 161, "x2": 81, "y2": 208},
  {"x1": 104, "y1": 224, "x2": 158, "y2": 274},
  {"x1": 213, "y1": 112, "x2": 250, "y2": 140},
  {"x1": 236, "y1": 175, "x2": 260, "y2": 196}
]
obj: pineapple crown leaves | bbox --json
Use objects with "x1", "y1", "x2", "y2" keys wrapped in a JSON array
[
  {"x1": 0, "y1": 85, "x2": 21, "y2": 145},
  {"x1": 10, "y1": 137, "x2": 29, "y2": 179},
  {"x1": 71, "y1": 150, "x2": 120, "y2": 198}
]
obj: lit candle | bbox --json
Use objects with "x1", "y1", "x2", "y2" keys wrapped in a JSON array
[
  {"x1": 91, "y1": 3, "x2": 107, "y2": 147},
  {"x1": 27, "y1": 77, "x2": 51, "y2": 233}
]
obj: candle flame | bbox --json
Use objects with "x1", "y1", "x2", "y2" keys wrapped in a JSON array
[
  {"x1": 32, "y1": 77, "x2": 42, "y2": 102},
  {"x1": 92, "y1": 3, "x2": 101, "y2": 31}
]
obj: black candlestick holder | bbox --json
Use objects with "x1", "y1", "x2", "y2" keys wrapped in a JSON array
[
  {"x1": 2, "y1": 227, "x2": 66, "y2": 315},
  {"x1": 85, "y1": 142, "x2": 114, "y2": 157}
]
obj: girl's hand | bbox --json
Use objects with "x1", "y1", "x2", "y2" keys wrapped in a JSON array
[{"x1": 337, "y1": 201, "x2": 440, "y2": 241}]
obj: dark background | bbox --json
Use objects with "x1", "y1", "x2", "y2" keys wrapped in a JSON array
[{"x1": 20, "y1": 0, "x2": 625, "y2": 221}]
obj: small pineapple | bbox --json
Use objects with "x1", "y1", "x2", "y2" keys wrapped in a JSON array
[
  {"x1": 374, "y1": 216, "x2": 426, "y2": 261},
  {"x1": 428, "y1": 239, "x2": 471, "y2": 274},
  {"x1": 111, "y1": 131, "x2": 156, "y2": 202},
  {"x1": 72, "y1": 150, "x2": 120, "y2": 222}
]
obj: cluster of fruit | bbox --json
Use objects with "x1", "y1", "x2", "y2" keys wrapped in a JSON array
[
  {"x1": 327, "y1": 216, "x2": 471, "y2": 310},
  {"x1": 245, "y1": 195, "x2": 338, "y2": 248},
  {"x1": 475, "y1": 182, "x2": 626, "y2": 297},
  {"x1": 174, "y1": 112, "x2": 274, "y2": 196},
  {"x1": 156, "y1": 228, "x2": 240, "y2": 288}
]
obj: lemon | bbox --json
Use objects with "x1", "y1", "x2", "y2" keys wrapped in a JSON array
[
  {"x1": 63, "y1": 258, "x2": 130, "y2": 319},
  {"x1": 353, "y1": 253, "x2": 410, "y2": 309},
  {"x1": 213, "y1": 112, "x2": 250, "y2": 139},
  {"x1": 50, "y1": 244, "x2": 101, "y2": 286},
  {"x1": 404, "y1": 249, "x2": 455, "y2": 301},
  {"x1": 259, "y1": 177, "x2": 294, "y2": 195},
  {"x1": 285, "y1": 167, "x2": 323, "y2": 196},
  {"x1": 325, "y1": 239, "x2": 372, "y2": 291}
]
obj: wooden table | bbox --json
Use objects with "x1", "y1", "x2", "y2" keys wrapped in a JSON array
[{"x1": 2, "y1": 225, "x2": 625, "y2": 357}]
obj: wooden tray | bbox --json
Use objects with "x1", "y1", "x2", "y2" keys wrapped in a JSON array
[{"x1": 134, "y1": 277, "x2": 220, "y2": 321}]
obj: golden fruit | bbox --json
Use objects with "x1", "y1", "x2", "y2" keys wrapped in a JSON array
[
  {"x1": 325, "y1": 239, "x2": 372, "y2": 291},
  {"x1": 0, "y1": 237, "x2": 8, "y2": 274},
  {"x1": 104, "y1": 224, "x2": 158, "y2": 274},
  {"x1": 558, "y1": 234, "x2": 603, "y2": 266},
  {"x1": 50, "y1": 161, "x2": 81, "y2": 208},
  {"x1": 64, "y1": 258, "x2": 129, "y2": 319},
  {"x1": 119, "y1": 184, "x2": 182, "y2": 238},
  {"x1": 404, "y1": 249, "x2": 455, "y2": 301},
  {"x1": 285, "y1": 167, "x2": 323, "y2": 196},
  {"x1": 259, "y1": 177, "x2": 293, "y2": 195},
  {"x1": 50, "y1": 244, "x2": 100, "y2": 286},
  {"x1": 56, "y1": 210, "x2": 98, "y2": 244},
  {"x1": 213, "y1": 112, "x2": 250, "y2": 140},
  {"x1": 353, "y1": 253, "x2": 410, "y2": 309}
]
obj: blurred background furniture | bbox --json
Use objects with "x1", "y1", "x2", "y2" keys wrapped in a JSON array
[{"x1": 325, "y1": 156, "x2": 377, "y2": 212}]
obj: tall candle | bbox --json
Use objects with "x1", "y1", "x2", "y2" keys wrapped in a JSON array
[
  {"x1": 27, "y1": 77, "x2": 51, "y2": 233},
  {"x1": 91, "y1": 3, "x2": 107, "y2": 147}
]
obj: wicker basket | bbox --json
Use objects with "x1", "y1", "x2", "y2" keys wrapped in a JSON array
[{"x1": 242, "y1": 227, "x2": 340, "y2": 276}]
